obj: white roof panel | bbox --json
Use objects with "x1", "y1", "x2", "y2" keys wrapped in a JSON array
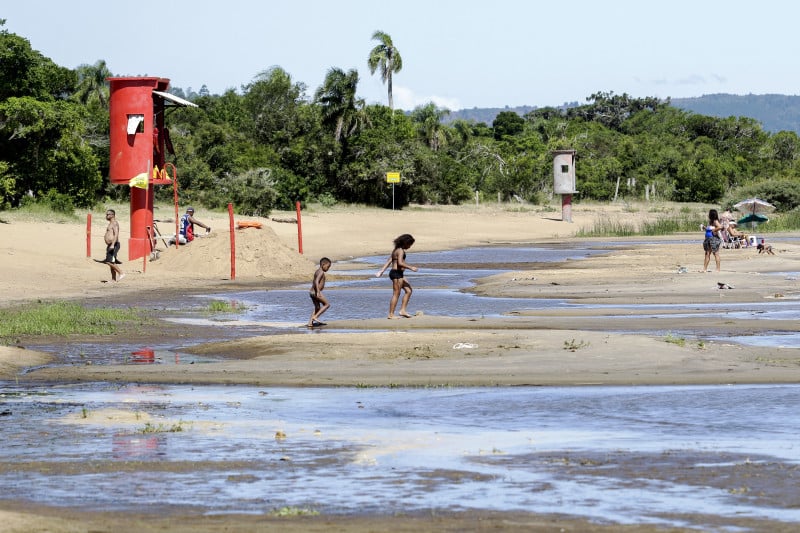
[{"x1": 152, "y1": 90, "x2": 199, "y2": 108}]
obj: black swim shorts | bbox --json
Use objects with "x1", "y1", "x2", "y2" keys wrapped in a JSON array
[{"x1": 104, "y1": 242, "x2": 120, "y2": 263}]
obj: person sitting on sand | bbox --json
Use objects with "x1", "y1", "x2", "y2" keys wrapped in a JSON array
[
  {"x1": 376, "y1": 234, "x2": 419, "y2": 319},
  {"x1": 757, "y1": 238, "x2": 775, "y2": 255},
  {"x1": 178, "y1": 207, "x2": 211, "y2": 244}
]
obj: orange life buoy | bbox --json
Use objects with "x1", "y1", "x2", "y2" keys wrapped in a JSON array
[{"x1": 236, "y1": 221, "x2": 263, "y2": 230}]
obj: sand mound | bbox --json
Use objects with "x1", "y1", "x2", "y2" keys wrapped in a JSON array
[{"x1": 149, "y1": 224, "x2": 316, "y2": 282}]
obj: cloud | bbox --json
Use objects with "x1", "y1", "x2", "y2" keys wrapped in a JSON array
[
  {"x1": 393, "y1": 86, "x2": 462, "y2": 111},
  {"x1": 676, "y1": 74, "x2": 708, "y2": 85},
  {"x1": 642, "y1": 73, "x2": 728, "y2": 87}
]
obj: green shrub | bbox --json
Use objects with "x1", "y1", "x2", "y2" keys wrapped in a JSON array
[
  {"x1": 0, "y1": 162, "x2": 14, "y2": 210},
  {"x1": 200, "y1": 168, "x2": 278, "y2": 217},
  {"x1": 42, "y1": 189, "x2": 76, "y2": 214},
  {"x1": 316, "y1": 192, "x2": 337, "y2": 207},
  {"x1": 726, "y1": 180, "x2": 800, "y2": 212}
]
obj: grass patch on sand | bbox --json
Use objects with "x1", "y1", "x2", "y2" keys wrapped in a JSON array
[
  {"x1": 663, "y1": 333, "x2": 686, "y2": 347},
  {"x1": 139, "y1": 421, "x2": 186, "y2": 434},
  {"x1": 576, "y1": 212, "x2": 703, "y2": 237},
  {"x1": 576, "y1": 203, "x2": 800, "y2": 238},
  {"x1": 0, "y1": 203, "x2": 82, "y2": 224},
  {"x1": 575, "y1": 217, "x2": 636, "y2": 237},
  {"x1": 206, "y1": 300, "x2": 246, "y2": 313},
  {"x1": 0, "y1": 301, "x2": 145, "y2": 338},
  {"x1": 563, "y1": 338, "x2": 590, "y2": 352},
  {"x1": 268, "y1": 506, "x2": 320, "y2": 517},
  {"x1": 757, "y1": 210, "x2": 800, "y2": 233}
]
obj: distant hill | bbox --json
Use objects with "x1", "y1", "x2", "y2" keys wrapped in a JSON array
[
  {"x1": 443, "y1": 95, "x2": 800, "y2": 135},
  {"x1": 443, "y1": 105, "x2": 538, "y2": 125},
  {"x1": 670, "y1": 94, "x2": 800, "y2": 134}
]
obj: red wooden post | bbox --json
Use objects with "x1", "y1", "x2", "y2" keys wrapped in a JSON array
[
  {"x1": 142, "y1": 174, "x2": 151, "y2": 273},
  {"x1": 142, "y1": 226, "x2": 148, "y2": 273},
  {"x1": 561, "y1": 194, "x2": 573, "y2": 223},
  {"x1": 295, "y1": 201, "x2": 303, "y2": 254},
  {"x1": 228, "y1": 203, "x2": 236, "y2": 280},
  {"x1": 167, "y1": 162, "x2": 179, "y2": 249},
  {"x1": 86, "y1": 213, "x2": 92, "y2": 257}
]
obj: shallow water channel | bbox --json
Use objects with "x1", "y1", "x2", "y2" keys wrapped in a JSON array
[
  {"x1": 2, "y1": 383, "x2": 800, "y2": 527},
  {"x1": 4, "y1": 244, "x2": 800, "y2": 528},
  {"x1": 193, "y1": 244, "x2": 800, "y2": 347}
]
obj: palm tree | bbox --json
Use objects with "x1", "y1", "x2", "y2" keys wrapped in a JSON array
[
  {"x1": 73, "y1": 60, "x2": 111, "y2": 108},
  {"x1": 411, "y1": 102, "x2": 450, "y2": 151},
  {"x1": 315, "y1": 67, "x2": 369, "y2": 143},
  {"x1": 367, "y1": 30, "x2": 403, "y2": 110}
]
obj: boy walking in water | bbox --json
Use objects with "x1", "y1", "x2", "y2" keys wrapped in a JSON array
[{"x1": 308, "y1": 257, "x2": 332, "y2": 327}]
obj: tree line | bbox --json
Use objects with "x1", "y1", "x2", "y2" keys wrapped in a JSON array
[
  {"x1": 671, "y1": 93, "x2": 800, "y2": 136},
  {"x1": 3, "y1": 22, "x2": 800, "y2": 216}
]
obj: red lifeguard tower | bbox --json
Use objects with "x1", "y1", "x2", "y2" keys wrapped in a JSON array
[{"x1": 107, "y1": 76, "x2": 198, "y2": 260}]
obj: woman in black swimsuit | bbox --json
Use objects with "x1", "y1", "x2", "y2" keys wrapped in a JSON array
[{"x1": 376, "y1": 234, "x2": 419, "y2": 318}]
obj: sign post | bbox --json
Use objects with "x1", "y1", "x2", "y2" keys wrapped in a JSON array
[{"x1": 386, "y1": 171, "x2": 401, "y2": 210}]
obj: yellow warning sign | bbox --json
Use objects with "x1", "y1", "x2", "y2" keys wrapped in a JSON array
[{"x1": 386, "y1": 172, "x2": 401, "y2": 183}]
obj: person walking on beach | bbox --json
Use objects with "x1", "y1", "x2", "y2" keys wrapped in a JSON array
[
  {"x1": 308, "y1": 257, "x2": 332, "y2": 327},
  {"x1": 103, "y1": 209, "x2": 124, "y2": 282},
  {"x1": 376, "y1": 234, "x2": 418, "y2": 319},
  {"x1": 702, "y1": 209, "x2": 723, "y2": 272}
]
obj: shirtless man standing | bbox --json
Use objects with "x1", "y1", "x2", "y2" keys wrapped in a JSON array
[{"x1": 103, "y1": 209, "x2": 124, "y2": 282}]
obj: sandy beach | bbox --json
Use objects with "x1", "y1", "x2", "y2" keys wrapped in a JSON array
[
  {"x1": 4, "y1": 201, "x2": 800, "y2": 387},
  {"x1": 2, "y1": 201, "x2": 800, "y2": 531}
]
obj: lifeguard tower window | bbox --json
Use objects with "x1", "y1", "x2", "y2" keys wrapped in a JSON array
[
  {"x1": 561, "y1": 165, "x2": 570, "y2": 173},
  {"x1": 127, "y1": 114, "x2": 145, "y2": 134}
]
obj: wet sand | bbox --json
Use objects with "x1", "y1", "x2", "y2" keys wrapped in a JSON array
[
  {"x1": 15, "y1": 236, "x2": 800, "y2": 388},
  {"x1": 19, "y1": 319, "x2": 800, "y2": 388},
  {"x1": 9, "y1": 503, "x2": 772, "y2": 533}
]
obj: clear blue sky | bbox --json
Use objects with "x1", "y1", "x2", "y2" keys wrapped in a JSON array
[{"x1": 4, "y1": 0, "x2": 797, "y2": 111}]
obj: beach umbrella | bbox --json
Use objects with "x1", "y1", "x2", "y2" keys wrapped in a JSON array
[
  {"x1": 733, "y1": 197, "x2": 775, "y2": 215},
  {"x1": 733, "y1": 198, "x2": 774, "y2": 231},
  {"x1": 737, "y1": 213, "x2": 769, "y2": 225}
]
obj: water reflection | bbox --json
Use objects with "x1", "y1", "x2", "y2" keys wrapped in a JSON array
[
  {"x1": 129, "y1": 348, "x2": 156, "y2": 364},
  {"x1": 0, "y1": 382, "x2": 798, "y2": 527}
]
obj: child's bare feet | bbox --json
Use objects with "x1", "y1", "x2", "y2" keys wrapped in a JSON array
[
  {"x1": 399, "y1": 312, "x2": 412, "y2": 318},
  {"x1": 387, "y1": 315, "x2": 399, "y2": 319}
]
